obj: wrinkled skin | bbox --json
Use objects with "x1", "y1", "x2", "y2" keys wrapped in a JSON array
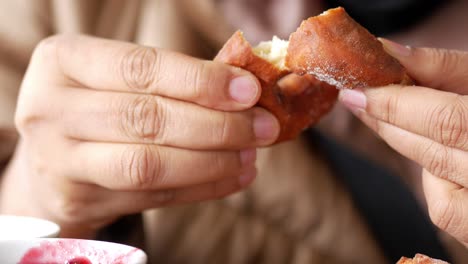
[{"x1": 0, "y1": 35, "x2": 281, "y2": 238}]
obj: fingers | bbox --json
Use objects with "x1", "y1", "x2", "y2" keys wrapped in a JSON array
[
  {"x1": 30, "y1": 35, "x2": 261, "y2": 110},
  {"x1": 379, "y1": 38, "x2": 468, "y2": 93},
  {"x1": 59, "y1": 88, "x2": 279, "y2": 148},
  {"x1": 49, "y1": 171, "x2": 255, "y2": 225},
  {"x1": 347, "y1": 110, "x2": 468, "y2": 187},
  {"x1": 339, "y1": 86, "x2": 468, "y2": 150},
  {"x1": 68, "y1": 142, "x2": 257, "y2": 190},
  {"x1": 423, "y1": 170, "x2": 468, "y2": 246},
  {"x1": 103, "y1": 171, "x2": 256, "y2": 215},
  {"x1": 339, "y1": 41, "x2": 468, "y2": 246}
]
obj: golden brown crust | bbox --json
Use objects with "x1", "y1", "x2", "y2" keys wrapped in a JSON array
[
  {"x1": 273, "y1": 73, "x2": 338, "y2": 142},
  {"x1": 214, "y1": 31, "x2": 289, "y2": 85},
  {"x1": 214, "y1": 31, "x2": 337, "y2": 142},
  {"x1": 396, "y1": 254, "x2": 449, "y2": 264},
  {"x1": 286, "y1": 7, "x2": 412, "y2": 89},
  {"x1": 397, "y1": 257, "x2": 414, "y2": 264},
  {"x1": 214, "y1": 7, "x2": 415, "y2": 142}
]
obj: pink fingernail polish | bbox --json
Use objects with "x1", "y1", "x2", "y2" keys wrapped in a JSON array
[
  {"x1": 379, "y1": 38, "x2": 412, "y2": 57},
  {"x1": 253, "y1": 108, "x2": 280, "y2": 142},
  {"x1": 339, "y1": 89, "x2": 367, "y2": 111},
  {"x1": 229, "y1": 76, "x2": 259, "y2": 104}
]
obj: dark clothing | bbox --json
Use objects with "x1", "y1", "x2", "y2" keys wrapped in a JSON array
[
  {"x1": 325, "y1": 0, "x2": 449, "y2": 35},
  {"x1": 307, "y1": 129, "x2": 451, "y2": 263}
]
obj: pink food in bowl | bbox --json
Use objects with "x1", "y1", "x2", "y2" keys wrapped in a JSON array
[{"x1": 19, "y1": 239, "x2": 145, "y2": 264}]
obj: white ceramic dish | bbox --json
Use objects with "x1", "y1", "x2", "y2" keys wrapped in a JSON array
[
  {"x1": 0, "y1": 238, "x2": 147, "y2": 264},
  {"x1": 0, "y1": 215, "x2": 60, "y2": 239}
]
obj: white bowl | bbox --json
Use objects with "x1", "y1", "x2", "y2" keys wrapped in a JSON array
[
  {"x1": 0, "y1": 215, "x2": 60, "y2": 239},
  {"x1": 0, "y1": 238, "x2": 147, "y2": 264}
]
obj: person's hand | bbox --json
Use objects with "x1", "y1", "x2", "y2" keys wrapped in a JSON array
[
  {"x1": 339, "y1": 39, "x2": 468, "y2": 247},
  {"x1": 0, "y1": 35, "x2": 280, "y2": 238}
]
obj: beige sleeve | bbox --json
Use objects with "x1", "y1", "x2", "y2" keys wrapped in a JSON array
[
  {"x1": 0, "y1": 0, "x2": 51, "y2": 162},
  {"x1": 142, "y1": 138, "x2": 387, "y2": 264}
]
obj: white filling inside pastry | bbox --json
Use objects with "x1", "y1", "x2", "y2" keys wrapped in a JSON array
[{"x1": 252, "y1": 36, "x2": 289, "y2": 70}]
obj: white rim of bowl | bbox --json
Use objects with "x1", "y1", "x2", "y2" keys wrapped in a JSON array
[{"x1": 0, "y1": 215, "x2": 60, "y2": 239}]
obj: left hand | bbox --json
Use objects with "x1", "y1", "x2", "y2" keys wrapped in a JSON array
[{"x1": 338, "y1": 39, "x2": 468, "y2": 247}]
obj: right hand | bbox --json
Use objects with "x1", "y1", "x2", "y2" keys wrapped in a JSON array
[{"x1": 0, "y1": 35, "x2": 280, "y2": 237}]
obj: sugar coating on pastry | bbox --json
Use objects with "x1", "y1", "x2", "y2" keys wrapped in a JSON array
[
  {"x1": 286, "y1": 7, "x2": 412, "y2": 89},
  {"x1": 214, "y1": 7, "x2": 413, "y2": 143},
  {"x1": 214, "y1": 31, "x2": 337, "y2": 142}
]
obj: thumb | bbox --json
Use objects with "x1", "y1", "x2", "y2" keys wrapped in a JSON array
[{"x1": 379, "y1": 38, "x2": 468, "y2": 94}]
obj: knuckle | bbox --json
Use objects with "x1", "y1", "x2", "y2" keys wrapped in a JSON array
[
  {"x1": 53, "y1": 184, "x2": 94, "y2": 224},
  {"x1": 436, "y1": 49, "x2": 461, "y2": 81},
  {"x1": 428, "y1": 194, "x2": 458, "y2": 233},
  {"x1": 17, "y1": 37, "x2": 74, "y2": 135},
  {"x1": 120, "y1": 46, "x2": 159, "y2": 91},
  {"x1": 420, "y1": 141, "x2": 452, "y2": 178},
  {"x1": 121, "y1": 96, "x2": 165, "y2": 142},
  {"x1": 429, "y1": 95, "x2": 468, "y2": 149},
  {"x1": 28, "y1": 159, "x2": 88, "y2": 223},
  {"x1": 17, "y1": 37, "x2": 86, "y2": 136},
  {"x1": 213, "y1": 113, "x2": 232, "y2": 146},
  {"x1": 33, "y1": 35, "x2": 62, "y2": 61},
  {"x1": 429, "y1": 49, "x2": 452, "y2": 87},
  {"x1": 30, "y1": 155, "x2": 51, "y2": 178},
  {"x1": 14, "y1": 110, "x2": 41, "y2": 136},
  {"x1": 186, "y1": 61, "x2": 224, "y2": 104},
  {"x1": 212, "y1": 153, "x2": 229, "y2": 175},
  {"x1": 14, "y1": 99, "x2": 49, "y2": 138},
  {"x1": 208, "y1": 152, "x2": 240, "y2": 180},
  {"x1": 33, "y1": 34, "x2": 75, "y2": 66},
  {"x1": 381, "y1": 87, "x2": 402, "y2": 124},
  {"x1": 55, "y1": 195, "x2": 87, "y2": 223},
  {"x1": 434, "y1": 49, "x2": 451, "y2": 70},
  {"x1": 120, "y1": 146, "x2": 163, "y2": 189}
]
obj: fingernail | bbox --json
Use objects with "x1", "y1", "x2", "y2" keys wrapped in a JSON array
[
  {"x1": 238, "y1": 167, "x2": 257, "y2": 187},
  {"x1": 379, "y1": 38, "x2": 412, "y2": 57},
  {"x1": 240, "y1": 148, "x2": 257, "y2": 167},
  {"x1": 253, "y1": 108, "x2": 280, "y2": 142},
  {"x1": 339, "y1": 89, "x2": 367, "y2": 111},
  {"x1": 229, "y1": 75, "x2": 259, "y2": 104}
]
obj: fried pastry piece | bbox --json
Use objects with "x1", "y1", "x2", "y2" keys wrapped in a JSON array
[
  {"x1": 397, "y1": 254, "x2": 449, "y2": 264},
  {"x1": 215, "y1": 31, "x2": 337, "y2": 142},
  {"x1": 215, "y1": 7, "x2": 413, "y2": 143},
  {"x1": 286, "y1": 7, "x2": 413, "y2": 89}
]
